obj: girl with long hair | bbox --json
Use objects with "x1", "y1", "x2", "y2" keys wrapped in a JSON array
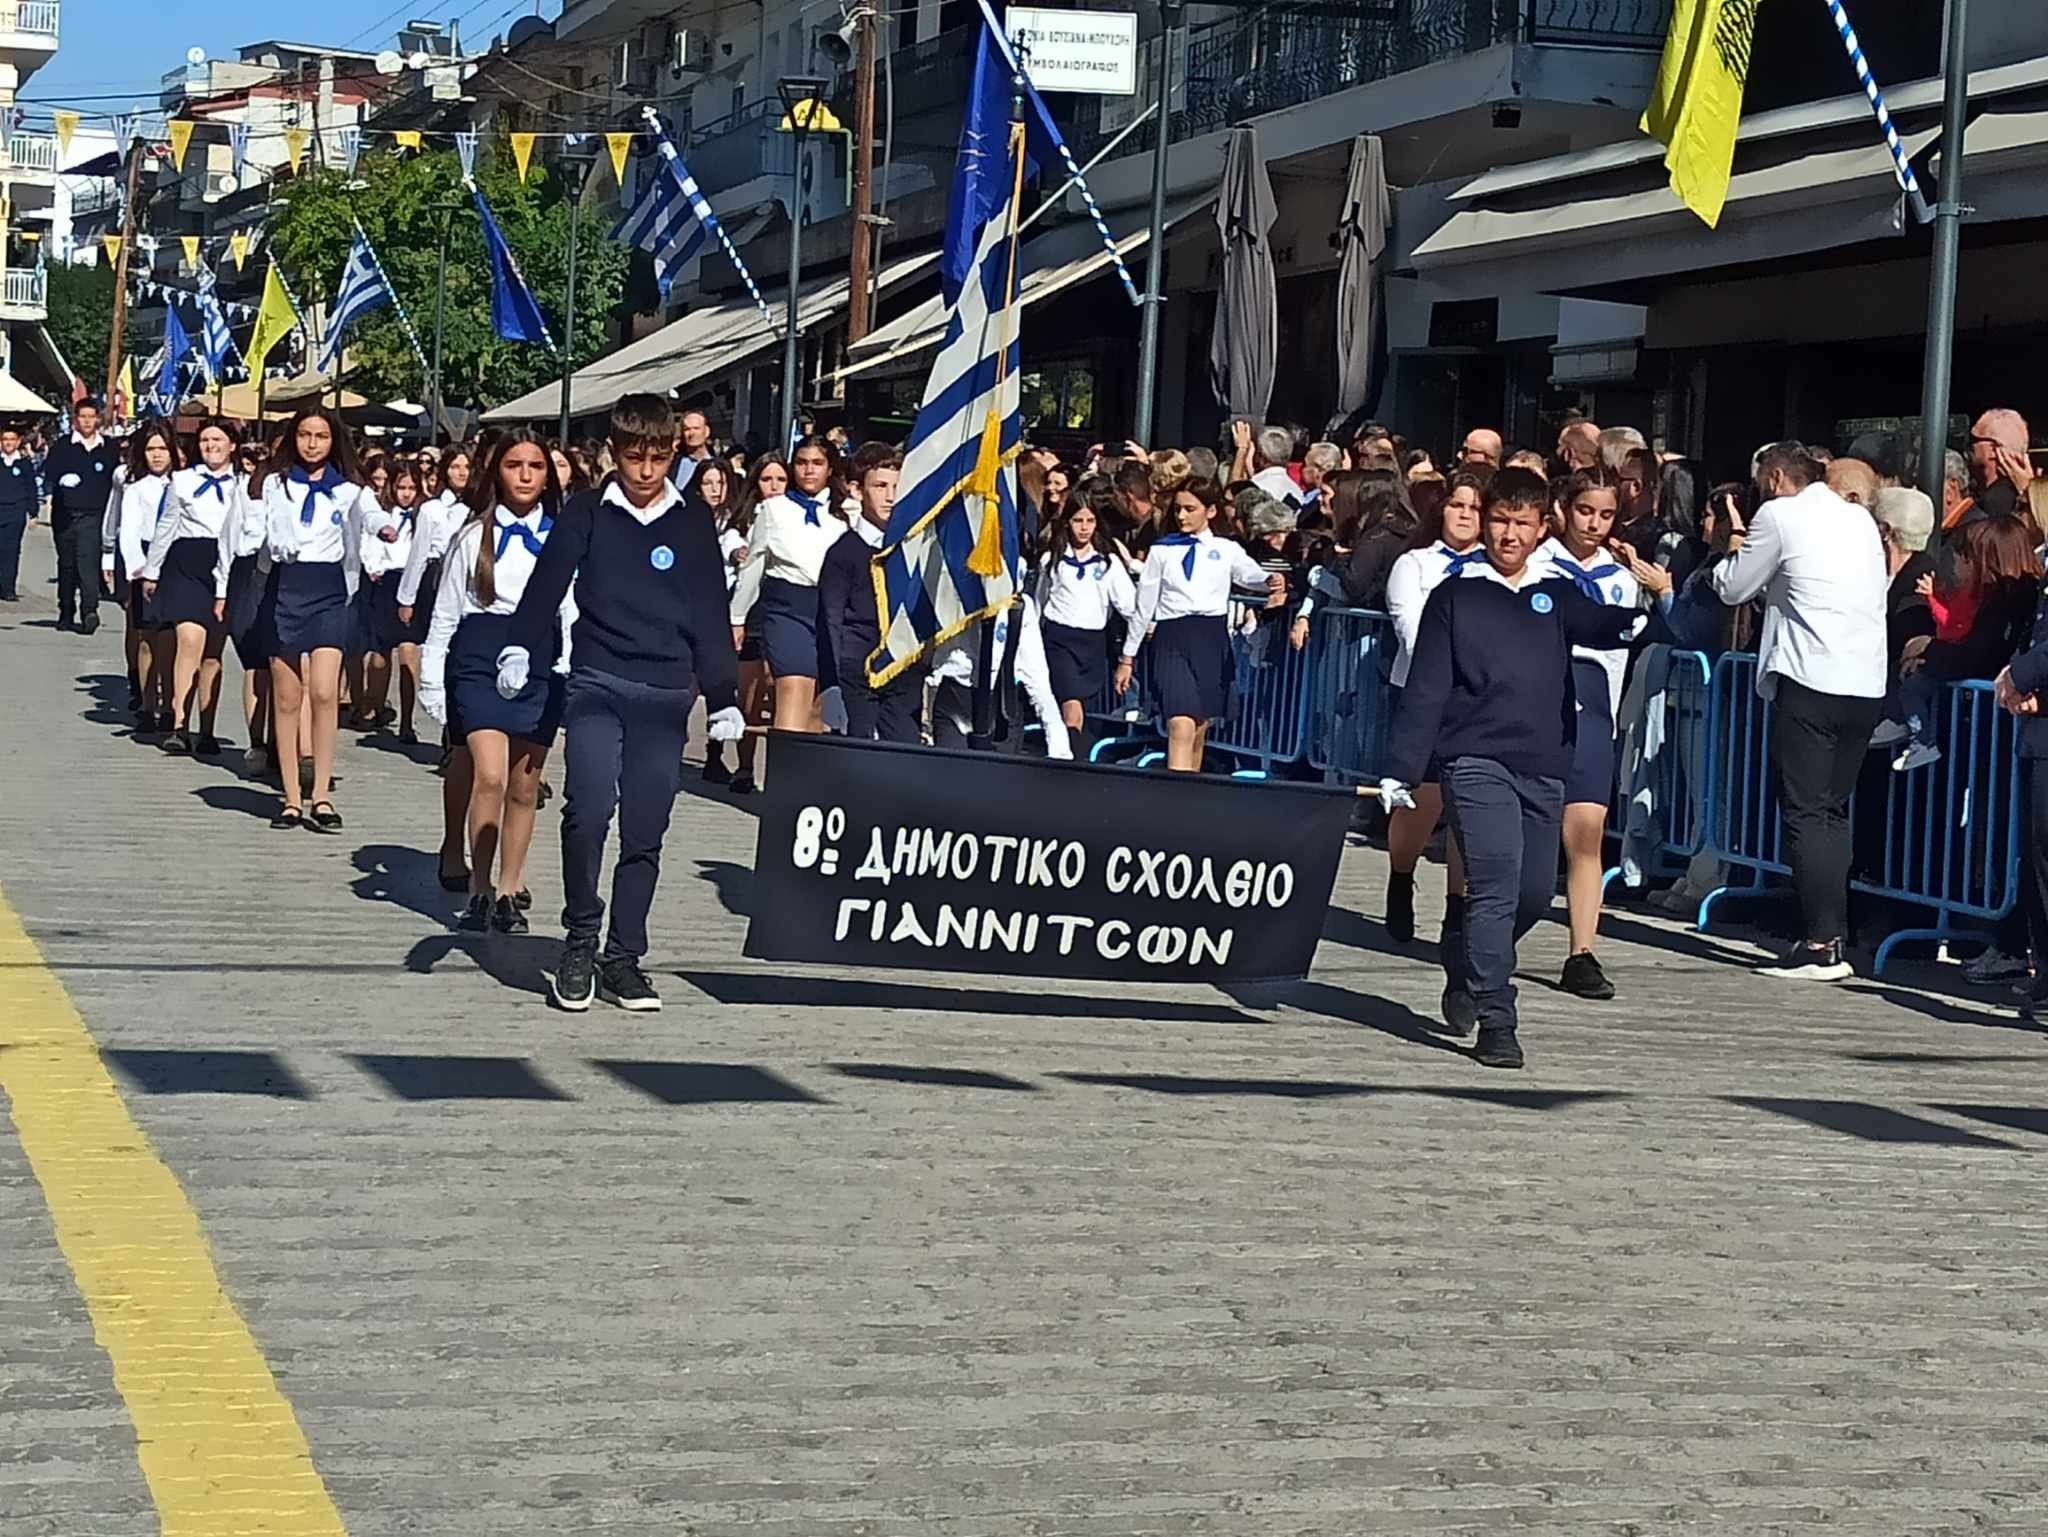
[
  {"x1": 720, "y1": 453, "x2": 791, "y2": 791},
  {"x1": 104, "y1": 417, "x2": 182, "y2": 730},
  {"x1": 729, "y1": 435, "x2": 843, "y2": 735},
  {"x1": 397, "y1": 447, "x2": 480, "y2": 886},
  {"x1": 421, "y1": 428, "x2": 575, "y2": 931},
  {"x1": 1036, "y1": 498, "x2": 1136, "y2": 739},
  {"x1": 365, "y1": 456, "x2": 427, "y2": 743},
  {"x1": 141, "y1": 416, "x2": 237, "y2": 753},
  {"x1": 255, "y1": 404, "x2": 390, "y2": 832}
]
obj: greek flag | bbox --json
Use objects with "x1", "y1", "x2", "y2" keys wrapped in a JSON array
[
  {"x1": 318, "y1": 229, "x2": 392, "y2": 373},
  {"x1": 612, "y1": 146, "x2": 709, "y2": 299},
  {"x1": 194, "y1": 262, "x2": 238, "y2": 382},
  {"x1": 865, "y1": 116, "x2": 1026, "y2": 688}
]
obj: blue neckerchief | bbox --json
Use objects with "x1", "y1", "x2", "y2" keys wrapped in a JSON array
[
  {"x1": 396, "y1": 505, "x2": 417, "y2": 531},
  {"x1": 1441, "y1": 545, "x2": 1485, "y2": 576},
  {"x1": 790, "y1": 488, "x2": 825, "y2": 527},
  {"x1": 1155, "y1": 532, "x2": 1202, "y2": 579},
  {"x1": 494, "y1": 509, "x2": 554, "y2": 559},
  {"x1": 1550, "y1": 551, "x2": 1622, "y2": 604},
  {"x1": 1062, "y1": 552, "x2": 1107, "y2": 579},
  {"x1": 196, "y1": 470, "x2": 235, "y2": 501},
  {"x1": 289, "y1": 464, "x2": 344, "y2": 527}
]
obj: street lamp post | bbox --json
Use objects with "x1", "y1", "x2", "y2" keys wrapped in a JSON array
[
  {"x1": 1917, "y1": 0, "x2": 1971, "y2": 517},
  {"x1": 776, "y1": 74, "x2": 829, "y2": 450},
  {"x1": 1132, "y1": 0, "x2": 1183, "y2": 450},
  {"x1": 427, "y1": 198, "x2": 464, "y2": 443},
  {"x1": 556, "y1": 141, "x2": 600, "y2": 447}
]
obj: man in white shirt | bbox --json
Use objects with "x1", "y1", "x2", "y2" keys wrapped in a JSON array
[
  {"x1": 1711, "y1": 442, "x2": 1889, "y2": 982},
  {"x1": 669, "y1": 408, "x2": 714, "y2": 493}
]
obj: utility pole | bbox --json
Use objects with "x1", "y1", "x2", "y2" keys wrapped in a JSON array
[
  {"x1": 1131, "y1": 0, "x2": 1181, "y2": 449},
  {"x1": 102, "y1": 133, "x2": 143, "y2": 409},
  {"x1": 557, "y1": 145, "x2": 597, "y2": 445},
  {"x1": 1917, "y1": 0, "x2": 1970, "y2": 517},
  {"x1": 846, "y1": 3, "x2": 879, "y2": 344},
  {"x1": 428, "y1": 200, "x2": 461, "y2": 441}
]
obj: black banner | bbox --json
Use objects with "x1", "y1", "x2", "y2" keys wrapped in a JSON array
[{"x1": 742, "y1": 734, "x2": 1352, "y2": 982}]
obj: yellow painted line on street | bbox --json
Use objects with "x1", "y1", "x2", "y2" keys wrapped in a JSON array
[{"x1": 0, "y1": 888, "x2": 346, "y2": 1535}]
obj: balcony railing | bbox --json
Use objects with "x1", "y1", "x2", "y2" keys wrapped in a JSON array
[
  {"x1": 3, "y1": 1, "x2": 58, "y2": 39},
  {"x1": 0, "y1": 132, "x2": 55, "y2": 173},
  {"x1": 2, "y1": 266, "x2": 47, "y2": 312},
  {"x1": 682, "y1": 99, "x2": 791, "y2": 193}
]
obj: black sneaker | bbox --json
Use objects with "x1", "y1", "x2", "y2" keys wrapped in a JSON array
[
  {"x1": 512, "y1": 888, "x2": 533, "y2": 912},
  {"x1": 599, "y1": 955, "x2": 662, "y2": 1012},
  {"x1": 458, "y1": 894, "x2": 492, "y2": 932},
  {"x1": 1385, "y1": 870, "x2": 1416, "y2": 944},
  {"x1": 729, "y1": 772, "x2": 756, "y2": 796},
  {"x1": 551, "y1": 939, "x2": 599, "y2": 1012},
  {"x1": 1758, "y1": 939, "x2": 1853, "y2": 983},
  {"x1": 703, "y1": 753, "x2": 732, "y2": 786},
  {"x1": 1428, "y1": 987, "x2": 1478, "y2": 1039},
  {"x1": 491, "y1": 896, "x2": 529, "y2": 934},
  {"x1": 1473, "y1": 1026, "x2": 1524, "y2": 1070},
  {"x1": 1559, "y1": 951, "x2": 1615, "y2": 1000},
  {"x1": 158, "y1": 730, "x2": 192, "y2": 755}
]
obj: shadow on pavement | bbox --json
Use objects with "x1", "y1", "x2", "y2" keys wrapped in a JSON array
[
  {"x1": 351, "y1": 1052, "x2": 574, "y2": 1101},
  {"x1": 694, "y1": 858, "x2": 752, "y2": 918},
  {"x1": 1319, "y1": 904, "x2": 1440, "y2": 965},
  {"x1": 105, "y1": 1048, "x2": 311, "y2": 1098},
  {"x1": 677, "y1": 968, "x2": 1261, "y2": 1024},
  {"x1": 827, "y1": 1062, "x2": 1041, "y2": 1093},
  {"x1": 1725, "y1": 1095, "x2": 2017, "y2": 1148},
  {"x1": 1054, "y1": 1069, "x2": 1620, "y2": 1110},
  {"x1": 404, "y1": 930, "x2": 562, "y2": 998},
  {"x1": 677, "y1": 775, "x2": 762, "y2": 819},
  {"x1": 193, "y1": 783, "x2": 284, "y2": 821},
  {"x1": 594, "y1": 1059, "x2": 825, "y2": 1105},
  {"x1": 355, "y1": 842, "x2": 465, "y2": 926},
  {"x1": 1227, "y1": 978, "x2": 1466, "y2": 1057},
  {"x1": 1924, "y1": 1103, "x2": 2048, "y2": 1138}
]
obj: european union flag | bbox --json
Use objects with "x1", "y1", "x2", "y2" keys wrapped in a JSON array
[{"x1": 472, "y1": 185, "x2": 555, "y2": 348}]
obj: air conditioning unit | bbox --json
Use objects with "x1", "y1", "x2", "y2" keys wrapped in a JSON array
[
  {"x1": 669, "y1": 27, "x2": 711, "y2": 76},
  {"x1": 207, "y1": 173, "x2": 237, "y2": 197}
]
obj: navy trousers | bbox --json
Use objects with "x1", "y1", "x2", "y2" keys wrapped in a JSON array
[
  {"x1": 0, "y1": 509, "x2": 23, "y2": 598},
  {"x1": 51, "y1": 510, "x2": 98, "y2": 627},
  {"x1": 839, "y1": 663, "x2": 922, "y2": 745},
  {"x1": 1440, "y1": 755, "x2": 1564, "y2": 1033},
  {"x1": 559, "y1": 668, "x2": 692, "y2": 961}
]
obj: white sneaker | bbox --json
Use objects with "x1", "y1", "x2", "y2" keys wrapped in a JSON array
[
  {"x1": 1964, "y1": 947, "x2": 2031, "y2": 984},
  {"x1": 1892, "y1": 742, "x2": 1943, "y2": 773},
  {"x1": 1759, "y1": 940, "x2": 1854, "y2": 982},
  {"x1": 1867, "y1": 719, "x2": 1910, "y2": 748}
]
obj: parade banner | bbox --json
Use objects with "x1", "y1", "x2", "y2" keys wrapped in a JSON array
[{"x1": 744, "y1": 734, "x2": 1351, "y2": 982}]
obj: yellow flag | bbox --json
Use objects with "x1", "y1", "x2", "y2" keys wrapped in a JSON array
[
  {"x1": 101, "y1": 234, "x2": 121, "y2": 266},
  {"x1": 284, "y1": 126, "x2": 308, "y2": 174},
  {"x1": 229, "y1": 231, "x2": 249, "y2": 270},
  {"x1": 117, "y1": 357, "x2": 134, "y2": 420},
  {"x1": 53, "y1": 109, "x2": 77, "y2": 157},
  {"x1": 510, "y1": 131, "x2": 536, "y2": 182},
  {"x1": 168, "y1": 118, "x2": 195, "y2": 170},
  {"x1": 180, "y1": 234, "x2": 200, "y2": 268},
  {"x1": 605, "y1": 131, "x2": 632, "y2": 186},
  {"x1": 1641, "y1": 0, "x2": 1760, "y2": 228},
  {"x1": 395, "y1": 130, "x2": 421, "y2": 151},
  {"x1": 245, "y1": 263, "x2": 298, "y2": 378}
]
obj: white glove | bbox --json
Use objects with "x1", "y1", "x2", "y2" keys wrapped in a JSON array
[
  {"x1": 494, "y1": 646, "x2": 530, "y2": 699},
  {"x1": 706, "y1": 706, "x2": 745, "y2": 743},
  {"x1": 419, "y1": 683, "x2": 447, "y2": 725},
  {"x1": 1378, "y1": 778, "x2": 1418, "y2": 812}
]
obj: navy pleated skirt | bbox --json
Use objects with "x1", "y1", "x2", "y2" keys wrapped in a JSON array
[
  {"x1": 1565, "y1": 656, "x2": 1617, "y2": 806},
  {"x1": 448, "y1": 611, "x2": 563, "y2": 746},
  {"x1": 271, "y1": 560, "x2": 349, "y2": 658},
  {"x1": 1042, "y1": 619, "x2": 1108, "y2": 705},
  {"x1": 226, "y1": 554, "x2": 274, "y2": 670},
  {"x1": 1151, "y1": 614, "x2": 1233, "y2": 722},
  {"x1": 759, "y1": 575, "x2": 820, "y2": 680},
  {"x1": 154, "y1": 537, "x2": 219, "y2": 628}
]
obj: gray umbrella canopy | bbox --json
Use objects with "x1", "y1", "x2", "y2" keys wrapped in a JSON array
[
  {"x1": 1208, "y1": 124, "x2": 1278, "y2": 424},
  {"x1": 1334, "y1": 134, "x2": 1390, "y2": 415}
]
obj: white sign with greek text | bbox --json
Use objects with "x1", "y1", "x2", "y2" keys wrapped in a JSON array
[{"x1": 1009, "y1": 7, "x2": 1138, "y2": 96}]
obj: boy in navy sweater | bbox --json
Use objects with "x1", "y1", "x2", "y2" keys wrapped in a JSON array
[
  {"x1": 1382, "y1": 468, "x2": 1640, "y2": 1068},
  {"x1": 0, "y1": 423, "x2": 35, "y2": 601},
  {"x1": 817, "y1": 443, "x2": 921, "y2": 742},
  {"x1": 498, "y1": 394, "x2": 743, "y2": 1012}
]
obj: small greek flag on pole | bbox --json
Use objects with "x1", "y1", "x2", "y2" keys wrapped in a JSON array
[
  {"x1": 624, "y1": 107, "x2": 775, "y2": 325},
  {"x1": 318, "y1": 230, "x2": 392, "y2": 372},
  {"x1": 194, "y1": 261, "x2": 239, "y2": 383}
]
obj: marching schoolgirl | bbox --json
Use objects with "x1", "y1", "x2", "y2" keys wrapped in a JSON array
[
  {"x1": 141, "y1": 416, "x2": 241, "y2": 755},
  {"x1": 421, "y1": 429, "x2": 576, "y2": 934},
  {"x1": 718, "y1": 454, "x2": 785, "y2": 793},
  {"x1": 1036, "y1": 499, "x2": 1137, "y2": 744},
  {"x1": 349, "y1": 454, "x2": 398, "y2": 731},
  {"x1": 495, "y1": 392, "x2": 743, "y2": 1012},
  {"x1": 217, "y1": 432, "x2": 276, "y2": 768},
  {"x1": 1377, "y1": 468, "x2": 1488, "y2": 944},
  {"x1": 1113, "y1": 478, "x2": 1284, "y2": 773},
  {"x1": 1533, "y1": 467, "x2": 1638, "y2": 1001},
  {"x1": 729, "y1": 436, "x2": 845, "y2": 733},
  {"x1": 370, "y1": 457, "x2": 428, "y2": 744},
  {"x1": 398, "y1": 449, "x2": 479, "y2": 889},
  {"x1": 689, "y1": 460, "x2": 750, "y2": 786},
  {"x1": 102, "y1": 418, "x2": 181, "y2": 733},
  {"x1": 257, "y1": 404, "x2": 393, "y2": 833}
]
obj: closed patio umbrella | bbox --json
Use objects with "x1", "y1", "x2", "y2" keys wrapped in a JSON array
[
  {"x1": 1208, "y1": 124, "x2": 1278, "y2": 425},
  {"x1": 1334, "y1": 133, "x2": 1390, "y2": 416}
]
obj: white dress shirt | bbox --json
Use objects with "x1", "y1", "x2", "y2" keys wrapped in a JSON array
[
  {"x1": 729, "y1": 487, "x2": 848, "y2": 622},
  {"x1": 1710, "y1": 480, "x2": 1889, "y2": 700},
  {"x1": 928, "y1": 595, "x2": 1072, "y2": 759},
  {"x1": 214, "y1": 474, "x2": 265, "y2": 598},
  {"x1": 1038, "y1": 548, "x2": 1137, "y2": 632},
  {"x1": 396, "y1": 490, "x2": 472, "y2": 606},
  {"x1": 1386, "y1": 540, "x2": 1488, "y2": 687},
  {"x1": 103, "y1": 471, "x2": 171, "y2": 579},
  {"x1": 262, "y1": 472, "x2": 389, "y2": 596},
  {"x1": 421, "y1": 506, "x2": 577, "y2": 697},
  {"x1": 717, "y1": 525, "x2": 747, "y2": 594},
  {"x1": 141, "y1": 465, "x2": 242, "y2": 582},
  {"x1": 360, "y1": 497, "x2": 414, "y2": 579},
  {"x1": 1125, "y1": 529, "x2": 1271, "y2": 658},
  {"x1": 1535, "y1": 536, "x2": 1641, "y2": 713}
]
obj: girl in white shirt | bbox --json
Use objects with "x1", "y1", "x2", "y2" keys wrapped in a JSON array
[
  {"x1": 1379, "y1": 470, "x2": 1486, "y2": 944},
  {"x1": 370, "y1": 458, "x2": 429, "y2": 743},
  {"x1": 421, "y1": 429, "x2": 576, "y2": 934},
  {"x1": 141, "y1": 417, "x2": 241, "y2": 755},
  {"x1": 257, "y1": 405, "x2": 392, "y2": 834},
  {"x1": 398, "y1": 448, "x2": 481, "y2": 891},
  {"x1": 715, "y1": 456, "x2": 780, "y2": 794},
  {"x1": 216, "y1": 438, "x2": 274, "y2": 768},
  {"x1": 688, "y1": 460, "x2": 750, "y2": 788},
  {"x1": 102, "y1": 419, "x2": 181, "y2": 733},
  {"x1": 729, "y1": 437, "x2": 846, "y2": 732},
  {"x1": 1114, "y1": 478, "x2": 1284, "y2": 773},
  {"x1": 1036, "y1": 501, "x2": 1137, "y2": 738}
]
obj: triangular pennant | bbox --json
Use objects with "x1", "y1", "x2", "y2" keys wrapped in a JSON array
[
  {"x1": 338, "y1": 125, "x2": 361, "y2": 176},
  {"x1": 605, "y1": 131, "x2": 632, "y2": 187},
  {"x1": 395, "y1": 130, "x2": 421, "y2": 151},
  {"x1": 510, "y1": 131, "x2": 536, "y2": 183},
  {"x1": 113, "y1": 114, "x2": 136, "y2": 156},
  {"x1": 228, "y1": 231, "x2": 248, "y2": 270},
  {"x1": 53, "y1": 109, "x2": 76, "y2": 157},
  {"x1": 101, "y1": 234, "x2": 121, "y2": 265},
  {"x1": 180, "y1": 235, "x2": 200, "y2": 268},
  {"x1": 168, "y1": 118, "x2": 194, "y2": 170},
  {"x1": 228, "y1": 122, "x2": 249, "y2": 179},
  {"x1": 283, "y1": 125, "x2": 308, "y2": 173},
  {"x1": 454, "y1": 129, "x2": 477, "y2": 182}
]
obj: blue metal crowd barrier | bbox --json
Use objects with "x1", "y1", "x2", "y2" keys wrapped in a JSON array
[
  {"x1": 1605, "y1": 648, "x2": 1714, "y2": 893},
  {"x1": 1205, "y1": 620, "x2": 1317, "y2": 775},
  {"x1": 1302, "y1": 606, "x2": 1398, "y2": 786}
]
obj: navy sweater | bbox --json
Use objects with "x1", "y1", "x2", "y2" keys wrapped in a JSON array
[
  {"x1": 0, "y1": 455, "x2": 34, "y2": 519},
  {"x1": 509, "y1": 488, "x2": 739, "y2": 712},
  {"x1": 816, "y1": 527, "x2": 883, "y2": 686},
  {"x1": 1387, "y1": 571, "x2": 1639, "y2": 786},
  {"x1": 44, "y1": 437, "x2": 116, "y2": 523}
]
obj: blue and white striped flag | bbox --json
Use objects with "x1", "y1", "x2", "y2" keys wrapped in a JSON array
[
  {"x1": 318, "y1": 229, "x2": 393, "y2": 373},
  {"x1": 193, "y1": 261, "x2": 238, "y2": 383},
  {"x1": 621, "y1": 107, "x2": 774, "y2": 322},
  {"x1": 866, "y1": 117, "x2": 1027, "y2": 687}
]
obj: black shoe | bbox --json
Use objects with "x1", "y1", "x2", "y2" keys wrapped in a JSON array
[
  {"x1": 158, "y1": 730, "x2": 192, "y2": 755},
  {"x1": 512, "y1": 888, "x2": 533, "y2": 912},
  {"x1": 491, "y1": 896, "x2": 529, "y2": 934},
  {"x1": 1559, "y1": 951, "x2": 1615, "y2": 1001},
  {"x1": 458, "y1": 894, "x2": 492, "y2": 932},
  {"x1": 398, "y1": 726, "x2": 419, "y2": 746},
  {"x1": 1385, "y1": 870, "x2": 1416, "y2": 944},
  {"x1": 78, "y1": 620, "x2": 98, "y2": 636},
  {"x1": 729, "y1": 772, "x2": 756, "y2": 796},
  {"x1": 551, "y1": 939, "x2": 599, "y2": 1012},
  {"x1": 703, "y1": 753, "x2": 732, "y2": 786},
  {"x1": 438, "y1": 862, "x2": 470, "y2": 893},
  {"x1": 269, "y1": 805, "x2": 304, "y2": 830},
  {"x1": 1473, "y1": 1026, "x2": 1524, "y2": 1070},
  {"x1": 599, "y1": 954, "x2": 662, "y2": 1012},
  {"x1": 1757, "y1": 939, "x2": 1853, "y2": 983},
  {"x1": 54, "y1": 615, "x2": 73, "y2": 631},
  {"x1": 538, "y1": 779, "x2": 554, "y2": 808},
  {"x1": 1428, "y1": 987, "x2": 1478, "y2": 1038},
  {"x1": 194, "y1": 733, "x2": 222, "y2": 757}
]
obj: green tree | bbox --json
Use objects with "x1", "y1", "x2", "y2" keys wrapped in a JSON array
[
  {"x1": 266, "y1": 146, "x2": 628, "y2": 411},
  {"x1": 46, "y1": 261, "x2": 114, "y2": 390}
]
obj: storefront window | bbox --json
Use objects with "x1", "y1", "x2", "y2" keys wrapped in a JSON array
[{"x1": 1021, "y1": 362, "x2": 1096, "y2": 434}]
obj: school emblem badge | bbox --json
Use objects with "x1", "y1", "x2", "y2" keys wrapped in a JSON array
[
  {"x1": 1530, "y1": 592, "x2": 1554, "y2": 614},
  {"x1": 650, "y1": 545, "x2": 675, "y2": 571}
]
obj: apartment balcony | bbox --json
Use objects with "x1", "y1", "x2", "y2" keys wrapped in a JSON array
[
  {"x1": 0, "y1": 0, "x2": 59, "y2": 52},
  {"x1": 0, "y1": 132, "x2": 57, "y2": 178},
  {"x1": 0, "y1": 265, "x2": 48, "y2": 320}
]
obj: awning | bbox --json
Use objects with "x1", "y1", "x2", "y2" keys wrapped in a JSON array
[
  {"x1": 835, "y1": 196, "x2": 1215, "y2": 383},
  {"x1": 0, "y1": 371, "x2": 58, "y2": 414},
  {"x1": 1412, "y1": 58, "x2": 2048, "y2": 301},
  {"x1": 482, "y1": 250, "x2": 939, "y2": 423}
]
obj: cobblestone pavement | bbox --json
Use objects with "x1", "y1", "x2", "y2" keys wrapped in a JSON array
[{"x1": 4, "y1": 527, "x2": 2047, "y2": 1536}]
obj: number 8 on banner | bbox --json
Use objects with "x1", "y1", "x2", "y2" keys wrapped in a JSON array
[{"x1": 793, "y1": 805, "x2": 848, "y2": 875}]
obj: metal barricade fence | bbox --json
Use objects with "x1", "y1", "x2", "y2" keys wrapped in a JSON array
[
  {"x1": 1303, "y1": 607, "x2": 1398, "y2": 785},
  {"x1": 1607, "y1": 648, "x2": 1714, "y2": 888},
  {"x1": 1207, "y1": 619, "x2": 1317, "y2": 774}
]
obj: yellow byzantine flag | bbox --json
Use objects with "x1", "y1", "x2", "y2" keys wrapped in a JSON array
[
  {"x1": 179, "y1": 234, "x2": 200, "y2": 268},
  {"x1": 510, "y1": 131, "x2": 536, "y2": 182},
  {"x1": 101, "y1": 234, "x2": 121, "y2": 265},
  {"x1": 168, "y1": 118, "x2": 194, "y2": 170},
  {"x1": 283, "y1": 126, "x2": 308, "y2": 173},
  {"x1": 604, "y1": 131, "x2": 632, "y2": 186},
  {"x1": 245, "y1": 263, "x2": 298, "y2": 378},
  {"x1": 228, "y1": 230, "x2": 249, "y2": 270},
  {"x1": 53, "y1": 109, "x2": 77, "y2": 156},
  {"x1": 1641, "y1": 0, "x2": 1761, "y2": 228},
  {"x1": 395, "y1": 130, "x2": 421, "y2": 151}
]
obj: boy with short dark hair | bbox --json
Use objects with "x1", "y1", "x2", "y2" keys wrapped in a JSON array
[
  {"x1": 0, "y1": 422, "x2": 33, "y2": 601},
  {"x1": 818, "y1": 444, "x2": 920, "y2": 743},
  {"x1": 499, "y1": 393, "x2": 743, "y2": 1012}
]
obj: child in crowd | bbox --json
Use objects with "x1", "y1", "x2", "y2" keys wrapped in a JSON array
[
  {"x1": 142, "y1": 416, "x2": 240, "y2": 755},
  {"x1": 818, "y1": 444, "x2": 921, "y2": 744},
  {"x1": 1037, "y1": 497, "x2": 1138, "y2": 749}
]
